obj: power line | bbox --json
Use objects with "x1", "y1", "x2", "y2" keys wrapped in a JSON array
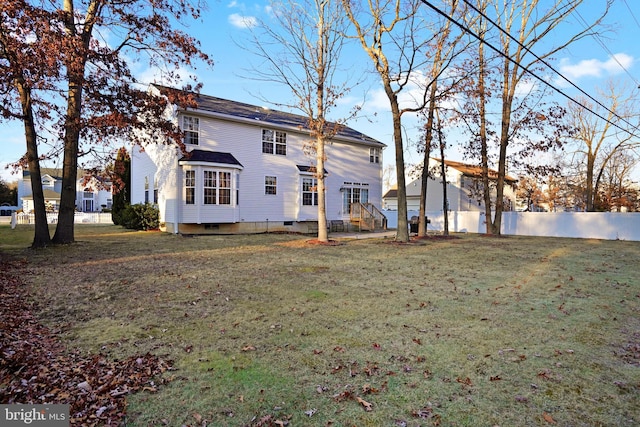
[
  {"x1": 622, "y1": 0, "x2": 640, "y2": 29},
  {"x1": 458, "y1": 0, "x2": 640, "y2": 137},
  {"x1": 418, "y1": 0, "x2": 640, "y2": 140}
]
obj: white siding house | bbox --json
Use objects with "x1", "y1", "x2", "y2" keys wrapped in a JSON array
[
  {"x1": 131, "y1": 86, "x2": 387, "y2": 234},
  {"x1": 17, "y1": 168, "x2": 112, "y2": 213},
  {"x1": 383, "y1": 158, "x2": 518, "y2": 212}
]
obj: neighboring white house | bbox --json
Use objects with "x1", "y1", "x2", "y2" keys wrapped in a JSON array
[
  {"x1": 17, "y1": 168, "x2": 112, "y2": 213},
  {"x1": 383, "y1": 158, "x2": 518, "y2": 212},
  {"x1": 130, "y1": 85, "x2": 387, "y2": 234}
]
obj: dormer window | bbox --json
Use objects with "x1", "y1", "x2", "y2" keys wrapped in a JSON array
[{"x1": 183, "y1": 116, "x2": 199, "y2": 145}]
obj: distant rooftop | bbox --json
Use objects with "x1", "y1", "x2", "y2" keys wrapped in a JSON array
[{"x1": 439, "y1": 159, "x2": 518, "y2": 184}]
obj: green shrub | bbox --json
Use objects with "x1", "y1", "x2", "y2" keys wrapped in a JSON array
[
  {"x1": 120, "y1": 203, "x2": 159, "y2": 231},
  {"x1": 111, "y1": 208, "x2": 124, "y2": 226}
]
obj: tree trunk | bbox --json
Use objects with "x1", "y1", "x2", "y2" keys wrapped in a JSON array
[
  {"x1": 17, "y1": 83, "x2": 51, "y2": 248},
  {"x1": 418, "y1": 137, "x2": 430, "y2": 237},
  {"x1": 316, "y1": 135, "x2": 328, "y2": 242},
  {"x1": 585, "y1": 152, "x2": 595, "y2": 211},
  {"x1": 436, "y1": 112, "x2": 449, "y2": 236},
  {"x1": 477, "y1": 38, "x2": 493, "y2": 234},
  {"x1": 389, "y1": 88, "x2": 409, "y2": 242},
  {"x1": 52, "y1": 76, "x2": 82, "y2": 244},
  {"x1": 315, "y1": 4, "x2": 328, "y2": 243},
  {"x1": 53, "y1": 0, "x2": 91, "y2": 244},
  {"x1": 492, "y1": 41, "x2": 517, "y2": 235},
  {"x1": 418, "y1": 83, "x2": 437, "y2": 237}
]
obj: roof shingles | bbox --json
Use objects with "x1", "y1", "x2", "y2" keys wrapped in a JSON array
[{"x1": 154, "y1": 84, "x2": 384, "y2": 147}]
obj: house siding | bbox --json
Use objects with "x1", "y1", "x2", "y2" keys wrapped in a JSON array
[{"x1": 130, "y1": 89, "x2": 385, "y2": 233}]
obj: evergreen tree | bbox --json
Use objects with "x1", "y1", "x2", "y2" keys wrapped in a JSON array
[{"x1": 111, "y1": 147, "x2": 131, "y2": 226}]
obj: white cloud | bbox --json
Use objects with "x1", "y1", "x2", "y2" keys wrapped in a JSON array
[
  {"x1": 514, "y1": 79, "x2": 537, "y2": 96},
  {"x1": 558, "y1": 53, "x2": 634, "y2": 81},
  {"x1": 228, "y1": 13, "x2": 257, "y2": 29}
]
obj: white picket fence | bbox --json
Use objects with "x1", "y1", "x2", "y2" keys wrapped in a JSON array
[
  {"x1": 13, "y1": 212, "x2": 113, "y2": 225},
  {"x1": 383, "y1": 210, "x2": 640, "y2": 241}
]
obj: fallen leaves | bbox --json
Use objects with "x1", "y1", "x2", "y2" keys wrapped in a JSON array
[
  {"x1": 455, "y1": 376, "x2": 473, "y2": 389},
  {"x1": 0, "y1": 256, "x2": 173, "y2": 427},
  {"x1": 331, "y1": 383, "x2": 380, "y2": 413},
  {"x1": 356, "y1": 396, "x2": 373, "y2": 411}
]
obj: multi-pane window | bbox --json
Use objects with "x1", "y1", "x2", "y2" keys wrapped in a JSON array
[
  {"x1": 185, "y1": 170, "x2": 195, "y2": 204},
  {"x1": 144, "y1": 177, "x2": 149, "y2": 204},
  {"x1": 203, "y1": 170, "x2": 231, "y2": 205},
  {"x1": 262, "y1": 129, "x2": 287, "y2": 155},
  {"x1": 219, "y1": 172, "x2": 231, "y2": 204},
  {"x1": 265, "y1": 176, "x2": 277, "y2": 195},
  {"x1": 203, "y1": 170, "x2": 217, "y2": 205},
  {"x1": 183, "y1": 116, "x2": 199, "y2": 145},
  {"x1": 275, "y1": 131, "x2": 286, "y2": 155},
  {"x1": 302, "y1": 177, "x2": 318, "y2": 206},
  {"x1": 370, "y1": 147, "x2": 380, "y2": 163}
]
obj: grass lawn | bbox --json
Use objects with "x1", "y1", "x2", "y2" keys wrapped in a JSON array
[{"x1": 1, "y1": 224, "x2": 639, "y2": 426}]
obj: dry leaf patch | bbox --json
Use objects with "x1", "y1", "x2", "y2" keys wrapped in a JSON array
[{"x1": 0, "y1": 256, "x2": 173, "y2": 426}]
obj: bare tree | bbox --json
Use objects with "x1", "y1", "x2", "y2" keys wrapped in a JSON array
[
  {"x1": 597, "y1": 148, "x2": 638, "y2": 211},
  {"x1": 342, "y1": 0, "x2": 437, "y2": 242},
  {"x1": 434, "y1": 110, "x2": 450, "y2": 234},
  {"x1": 243, "y1": 0, "x2": 356, "y2": 243},
  {"x1": 566, "y1": 81, "x2": 640, "y2": 211},
  {"x1": 416, "y1": 0, "x2": 468, "y2": 236},
  {"x1": 457, "y1": 0, "x2": 608, "y2": 234}
]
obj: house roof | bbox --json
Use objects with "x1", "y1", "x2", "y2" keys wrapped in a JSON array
[
  {"x1": 23, "y1": 168, "x2": 64, "y2": 179},
  {"x1": 22, "y1": 168, "x2": 107, "y2": 184},
  {"x1": 153, "y1": 84, "x2": 385, "y2": 148},
  {"x1": 22, "y1": 189, "x2": 61, "y2": 200},
  {"x1": 179, "y1": 150, "x2": 243, "y2": 167},
  {"x1": 440, "y1": 159, "x2": 518, "y2": 184}
]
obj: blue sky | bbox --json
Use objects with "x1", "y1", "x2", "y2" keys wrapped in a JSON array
[{"x1": 2, "y1": 0, "x2": 639, "y2": 184}]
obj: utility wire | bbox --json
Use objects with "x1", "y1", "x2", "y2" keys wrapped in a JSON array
[
  {"x1": 622, "y1": 0, "x2": 640, "y2": 29},
  {"x1": 458, "y1": 0, "x2": 640, "y2": 137},
  {"x1": 418, "y1": 0, "x2": 640, "y2": 140}
]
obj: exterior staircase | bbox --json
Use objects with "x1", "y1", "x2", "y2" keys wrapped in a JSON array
[{"x1": 350, "y1": 202, "x2": 387, "y2": 231}]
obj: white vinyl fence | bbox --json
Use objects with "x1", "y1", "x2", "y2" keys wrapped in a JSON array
[
  {"x1": 384, "y1": 210, "x2": 640, "y2": 241},
  {"x1": 13, "y1": 212, "x2": 113, "y2": 226}
]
